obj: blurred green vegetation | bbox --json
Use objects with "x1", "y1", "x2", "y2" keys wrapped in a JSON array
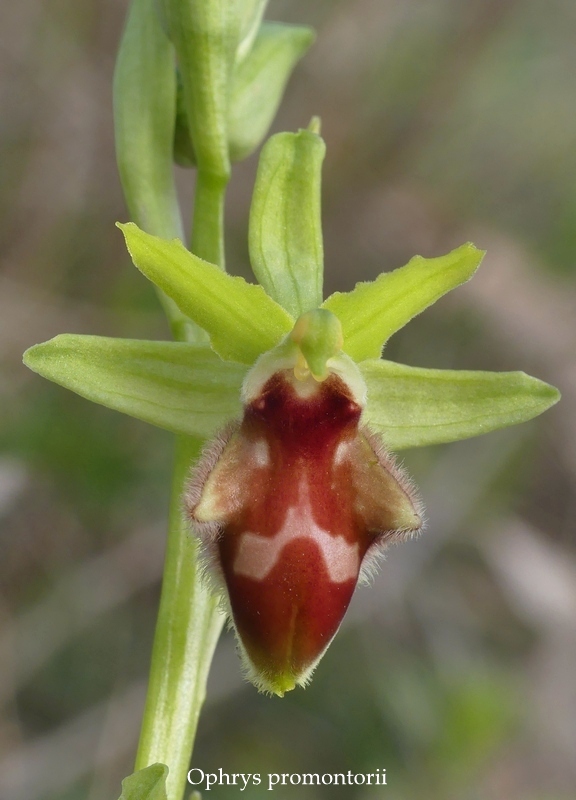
[{"x1": 0, "y1": 1, "x2": 574, "y2": 799}]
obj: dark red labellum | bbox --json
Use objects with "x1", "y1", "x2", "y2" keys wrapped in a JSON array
[{"x1": 187, "y1": 367, "x2": 422, "y2": 695}]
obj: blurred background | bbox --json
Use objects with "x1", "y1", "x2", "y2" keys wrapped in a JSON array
[{"x1": 1, "y1": 0, "x2": 575, "y2": 798}]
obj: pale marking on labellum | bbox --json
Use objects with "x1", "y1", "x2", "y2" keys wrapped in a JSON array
[
  {"x1": 233, "y1": 480, "x2": 359, "y2": 583},
  {"x1": 334, "y1": 441, "x2": 350, "y2": 466},
  {"x1": 252, "y1": 438, "x2": 269, "y2": 467}
]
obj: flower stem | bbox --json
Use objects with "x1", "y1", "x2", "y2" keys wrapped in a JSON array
[
  {"x1": 114, "y1": 3, "x2": 229, "y2": 784},
  {"x1": 132, "y1": 169, "x2": 228, "y2": 800},
  {"x1": 191, "y1": 170, "x2": 228, "y2": 267},
  {"x1": 135, "y1": 438, "x2": 223, "y2": 800}
]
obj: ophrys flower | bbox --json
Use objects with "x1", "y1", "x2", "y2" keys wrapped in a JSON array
[{"x1": 23, "y1": 127, "x2": 559, "y2": 694}]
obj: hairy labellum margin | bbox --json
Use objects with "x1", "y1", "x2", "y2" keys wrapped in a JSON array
[{"x1": 186, "y1": 342, "x2": 423, "y2": 695}]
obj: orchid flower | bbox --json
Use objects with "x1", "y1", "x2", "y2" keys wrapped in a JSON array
[{"x1": 23, "y1": 126, "x2": 559, "y2": 696}]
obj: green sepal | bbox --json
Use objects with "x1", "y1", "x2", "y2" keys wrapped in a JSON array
[
  {"x1": 360, "y1": 359, "x2": 560, "y2": 450},
  {"x1": 323, "y1": 243, "x2": 485, "y2": 362},
  {"x1": 119, "y1": 222, "x2": 294, "y2": 363},
  {"x1": 249, "y1": 128, "x2": 325, "y2": 318},
  {"x1": 228, "y1": 23, "x2": 315, "y2": 162},
  {"x1": 118, "y1": 763, "x2": 168, "y2": 800},
  {"x1": 23, "y1": 335, "x2": 246, "y2": 437}
]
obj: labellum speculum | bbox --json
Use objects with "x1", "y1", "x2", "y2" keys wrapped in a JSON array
[{"x1": 186, "y1": 310, "x2": 423, "y2": 695}]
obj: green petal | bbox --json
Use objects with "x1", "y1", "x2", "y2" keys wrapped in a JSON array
[
  {"x1": 249, "y1": 127, "x2": 325, "y2": 318},
  {"x1": 229, "y1": 23, "x2": 315, "y2": 162},
  {"x1": 118, "y1": 763, "x2": 168, "y2": 800},
  {"x1": 23, "y1": 335, "x2": 246, "y2": 438},
  {"x1": 119, "y1": 222, "x2": 294, "y2": 363},
  {"x1": 360, "y1": 359, "x2": 560, "y2": 450},
  {"x1": 323, "y1": 243, "x2": 485, "y2": 361}
]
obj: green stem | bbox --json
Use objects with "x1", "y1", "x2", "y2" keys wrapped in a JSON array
[
  {"x1": 134, "y1": 170, "x2": 228, "y2": 800},
  {"x1": 191, "y1": 170, "x2": 228, "y2": 267},
  {"x1": 135, "y1": 437, "x2": 224, "y2": 800},
  {"x1": 114, "y1": 5, "x2": 230, "y2": 787}
]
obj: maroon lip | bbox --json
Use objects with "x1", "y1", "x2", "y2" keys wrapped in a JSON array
[
  {"x1": 188, "y1": 369, "x2": 422, "y2": 692},
  {"x1": 220, "y1": 373, "x2": 364, "y2": 683}
]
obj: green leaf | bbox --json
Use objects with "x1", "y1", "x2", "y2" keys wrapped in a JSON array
[
  {"x1": 360, "y1": 359, "x2": 560, "y2": 450},
  {"x1": 113, "y1": 0, "x2": 182, "y2": 240},
  {"x1": 229, "y1": 23, "x2": 315, "y2": 162},
  {"x1": 118, "y1": 763, "x2": 168, "y2": 800},
  {"x1": 323, "y1": 243, "x2": 485, "y2": 361},
  {"x1": 114, "y1": 0, "x2": 207, "y2": 344},
  {"x1": 249, "y1": 128, "x2": 325, "y2": 318},
  {"x1": 23, "y1": 335, "x2": 246, "y2": 438},
  {"x1": 119, "y1": 222, "x2": 294, "y2": 363}
]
